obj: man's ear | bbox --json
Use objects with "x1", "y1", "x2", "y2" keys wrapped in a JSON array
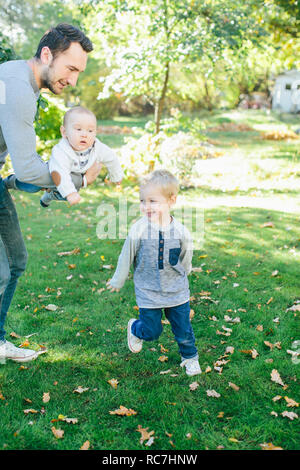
[{"x1": 40, "y1": 46, "x2": 53, "y2": 66}]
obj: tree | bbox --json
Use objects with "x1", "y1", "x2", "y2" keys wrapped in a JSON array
[{"x1": 93, "y1": 0, "x2": 266, "y2": 133}]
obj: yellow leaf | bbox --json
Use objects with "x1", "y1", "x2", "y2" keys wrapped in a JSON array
[
  {"x1": 23, "y1": 409, "x2": 38, "y2": 414},
  {"x1": 284, "y1": 396, "x2": 299, "y2": 408},
  {"x1": 260, "y1": 442, "x2": 283, "y2": 450},
  {"x1": 108, "y1": 379, "x2": 119, "y2": 389},
  {"x1": 158, "y1": 355, "x2": 168, "y2": 362}
]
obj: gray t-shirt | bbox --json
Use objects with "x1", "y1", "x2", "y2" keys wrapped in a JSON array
[
  {"x1": 0, "y1": 60, "x2": 53, "y2": 187},
  {"x1": 109, "y1": 216, "x2": 193, "y2": 309}
]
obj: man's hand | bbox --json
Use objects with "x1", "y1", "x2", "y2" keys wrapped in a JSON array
[
  {"x1": 67, "y1": 191, "x2": 82, "y2": 206},
  {"x1": 106, "y1": 280, "x2": 120, "y2": 293},
  {"x1": 85, "y1": 161, "x2": 102, "y2": 185}
]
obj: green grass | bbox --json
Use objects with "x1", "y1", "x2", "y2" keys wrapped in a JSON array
[{"x1": 0, "y1": 109, "x2": 299, "y2": 451}]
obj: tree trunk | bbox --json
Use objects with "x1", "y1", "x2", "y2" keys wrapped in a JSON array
[
  {"x1": 154, "y1": 61, "x2": 170, "y2": 135},
  {"x1": 148, "y1": 62, "x2": 170, "y2": 173}
]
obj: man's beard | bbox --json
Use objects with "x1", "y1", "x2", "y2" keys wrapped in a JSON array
[{"x1": 40, "y1": 66, "x2": 59, "y2": 94}]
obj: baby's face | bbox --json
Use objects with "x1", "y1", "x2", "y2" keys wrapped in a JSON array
[
  {"x1": 62, "y1": 112, "x2": 97, "y2": 151},
  {"x1": 140, "y1": 184, "x2": 175, "y2": 224}
]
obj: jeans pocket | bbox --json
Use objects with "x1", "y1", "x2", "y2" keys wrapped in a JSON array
[{"x1": 169, "y1": 247, "x2": 181, "y2": 266}]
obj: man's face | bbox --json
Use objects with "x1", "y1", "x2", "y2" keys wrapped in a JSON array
[{"x1": 41, "y1": 42, "x2": 88, "y2": 95}]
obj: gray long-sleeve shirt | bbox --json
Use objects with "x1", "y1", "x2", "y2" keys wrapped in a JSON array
[
  {"x1": 0, "y1": 60, "x2": 54, "y2": 187},
  {"x1": 109, "y1": 216, "x2": 193, "y2": 309}
]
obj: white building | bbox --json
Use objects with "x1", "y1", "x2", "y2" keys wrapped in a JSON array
[{"x1": 272, "y1": 70, "x2": 300, "y2": 113}]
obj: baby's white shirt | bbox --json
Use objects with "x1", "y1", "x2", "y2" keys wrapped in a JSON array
[{"x1": 49, "y1": 137, "x2": 124, "y2": 197}]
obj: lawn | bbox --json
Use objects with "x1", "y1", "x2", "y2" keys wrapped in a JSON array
[{"x1": 0, "y1": 110, "x2": 299, "y2": 451}]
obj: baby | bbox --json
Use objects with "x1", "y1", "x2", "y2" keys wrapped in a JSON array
[
  {"x1": 40, "y1": 105, "x2": 123, "y2": 207},
  {"x1": 106, "y1": 169, "x2": 201, "y2": 376}
]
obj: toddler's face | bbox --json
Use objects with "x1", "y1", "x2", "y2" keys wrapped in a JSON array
[
  {"x1": 140, "y1": 184, "x2": 176, "y2": 224},
  {"x1": 62, "y1": 112, "x2": 97, "y2": 151}
]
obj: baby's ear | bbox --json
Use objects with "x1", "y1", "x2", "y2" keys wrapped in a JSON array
[
  {"x1": 60, "y1": 125, "x2": 66, "y2": 138},
  {"x1": 169, "y1": 194, "x2": 177, "y2": 206}
]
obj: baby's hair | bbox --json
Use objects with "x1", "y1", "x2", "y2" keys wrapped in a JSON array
[
  {"x1": 63, "y1": 106, "x2": 96, "y2": 127},
  {"x1": 140, "y1": 169, "x2": 179, "y2": 199}
]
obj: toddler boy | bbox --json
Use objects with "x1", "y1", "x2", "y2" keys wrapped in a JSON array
[{"x1": 106, "y1": 170, "x2": 201, "y2": 376}]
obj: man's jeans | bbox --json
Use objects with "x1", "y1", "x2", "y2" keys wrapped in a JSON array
[
  {"x1": 132, "y1": 301, "x2": 198, "y2": 360},
  {"x1": 0, "y1": 178, "x2": 28, "y2": 341}
]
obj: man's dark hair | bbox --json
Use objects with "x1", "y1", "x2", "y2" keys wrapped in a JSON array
[{"x1": 34, "y1": 23, "x2": 93, "y2": 59}]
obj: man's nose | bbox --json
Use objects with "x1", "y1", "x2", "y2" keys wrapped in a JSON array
[{"x1": 67, "y1": 72, "x2": 79, "y2": 87}]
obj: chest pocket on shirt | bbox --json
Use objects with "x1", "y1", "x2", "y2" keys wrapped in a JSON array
[{"x1": 169, "y1": 247, "x2": 181, "y2": 266}]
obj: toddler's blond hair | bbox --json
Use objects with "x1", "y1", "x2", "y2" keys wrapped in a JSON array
[{"x1": 140, "y1": 169, "x2": 179, "y2": 199}]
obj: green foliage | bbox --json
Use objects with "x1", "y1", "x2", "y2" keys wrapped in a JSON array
[
  {"x1": 0, "y1": 32, "x2": 18, "y2": 63},
  {"x1": 34, "y1": 94, "x2": 66, "y2": 157}
]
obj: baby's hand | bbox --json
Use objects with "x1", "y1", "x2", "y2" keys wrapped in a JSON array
[
  {"x1": 106, "y1": 280, "x2": 120, "y2": 293},
  {"x1": 67, "y1": 192, "x2": 82, "y2": 206}
]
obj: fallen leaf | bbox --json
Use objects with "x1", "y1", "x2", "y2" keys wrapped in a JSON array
[
  {"x1": 264, "y1": 341, "x2": 281, "y2": 351},
  {"x1": 109, "y1": 406, "x2": 137, "y2": 416},
  {"x1": 158, "y1": 355, "x2": 168, "y2": 362},
  {"x1": 189, "y1": 382, "x2": 199, "y2": 391},
  {"x1": 160, "y1": 369, "x2": 172, "y2": 375},
  {"x1": 80, "y1": 440, "x2": 90, "y2": 450},
  {"x1": 271, "y1": 369, "x2": 285, "y2": 387},
  {"x1": 108, "y1": 379, "x2": 119, "y2": 389},
  {"x1": 51, "y1": 427, "x2": 64, "y2": 439},
  {"x1": 225, "y1": 346, "x2": 235, "y2": 354},
  {"x1": 228, "y1": 382, "x2": 240, "y2": 391},
  {"x1": 23, "y1": 409, "x2": 38, "y2": 414},
  {"x1": 281, "y1": 411, "x2": 298, "y2": 420},
  {"x1": 10, "y1": 332, "x2": 20, "y2": 338},
  {"x1": 284, "y1": 396, "x2": 299, "y2": 408},
  {"x1": 73, "y1": 386, "x2": 89, "y2": 394},
  {"x1": 159, "y1": 344, "x2": 169, "y2": 353},
  {"x1": 45, "y1": 304, "x2": 58, "y2": 311},
  {"x1": 261, "y1": 222, "x2": 275, "y2": 228},
  {"x1": 136, "y1": 425, "x2": 155, "y2": 444},
  {"x1": 240, "y1": 349, "x2": 259, "y2": 359},
  {"x1": 57, "y1": 248, "x2": 80, "y2": 257},
  {"x1": 43, "y1": 392, "x2": 50, "y2": 403},
  {"x1": 260, "y1": 442, "x2": 283, "y2": 450},
  {"x1": 206, "y1": 389, "x2": 221, "y2": 398}
]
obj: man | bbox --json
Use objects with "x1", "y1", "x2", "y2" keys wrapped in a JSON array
[{"x1": 0, "y1": 23, "x2": 99, "y2": 362}]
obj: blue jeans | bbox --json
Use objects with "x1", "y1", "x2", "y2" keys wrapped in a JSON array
[
  {"x1": 132, "y1": 301, "x2": 198, "y2": 360},
  {"x1": 15, "y1": 179, "x2": 66, "y2": 201},
  {"x1": 15, "y1": 180, "x2": 42, "y2": 193},
  {"x1": 0, "y1": 178, "x2": 28, "y2": 341}
]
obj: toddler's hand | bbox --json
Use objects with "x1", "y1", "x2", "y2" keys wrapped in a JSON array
[
  {"x1": 67, "y1": 192, "x2": 82, "y2": 206},
  {"x1": 106, "y1": 280, "x2": 120, "y2": 293}
]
